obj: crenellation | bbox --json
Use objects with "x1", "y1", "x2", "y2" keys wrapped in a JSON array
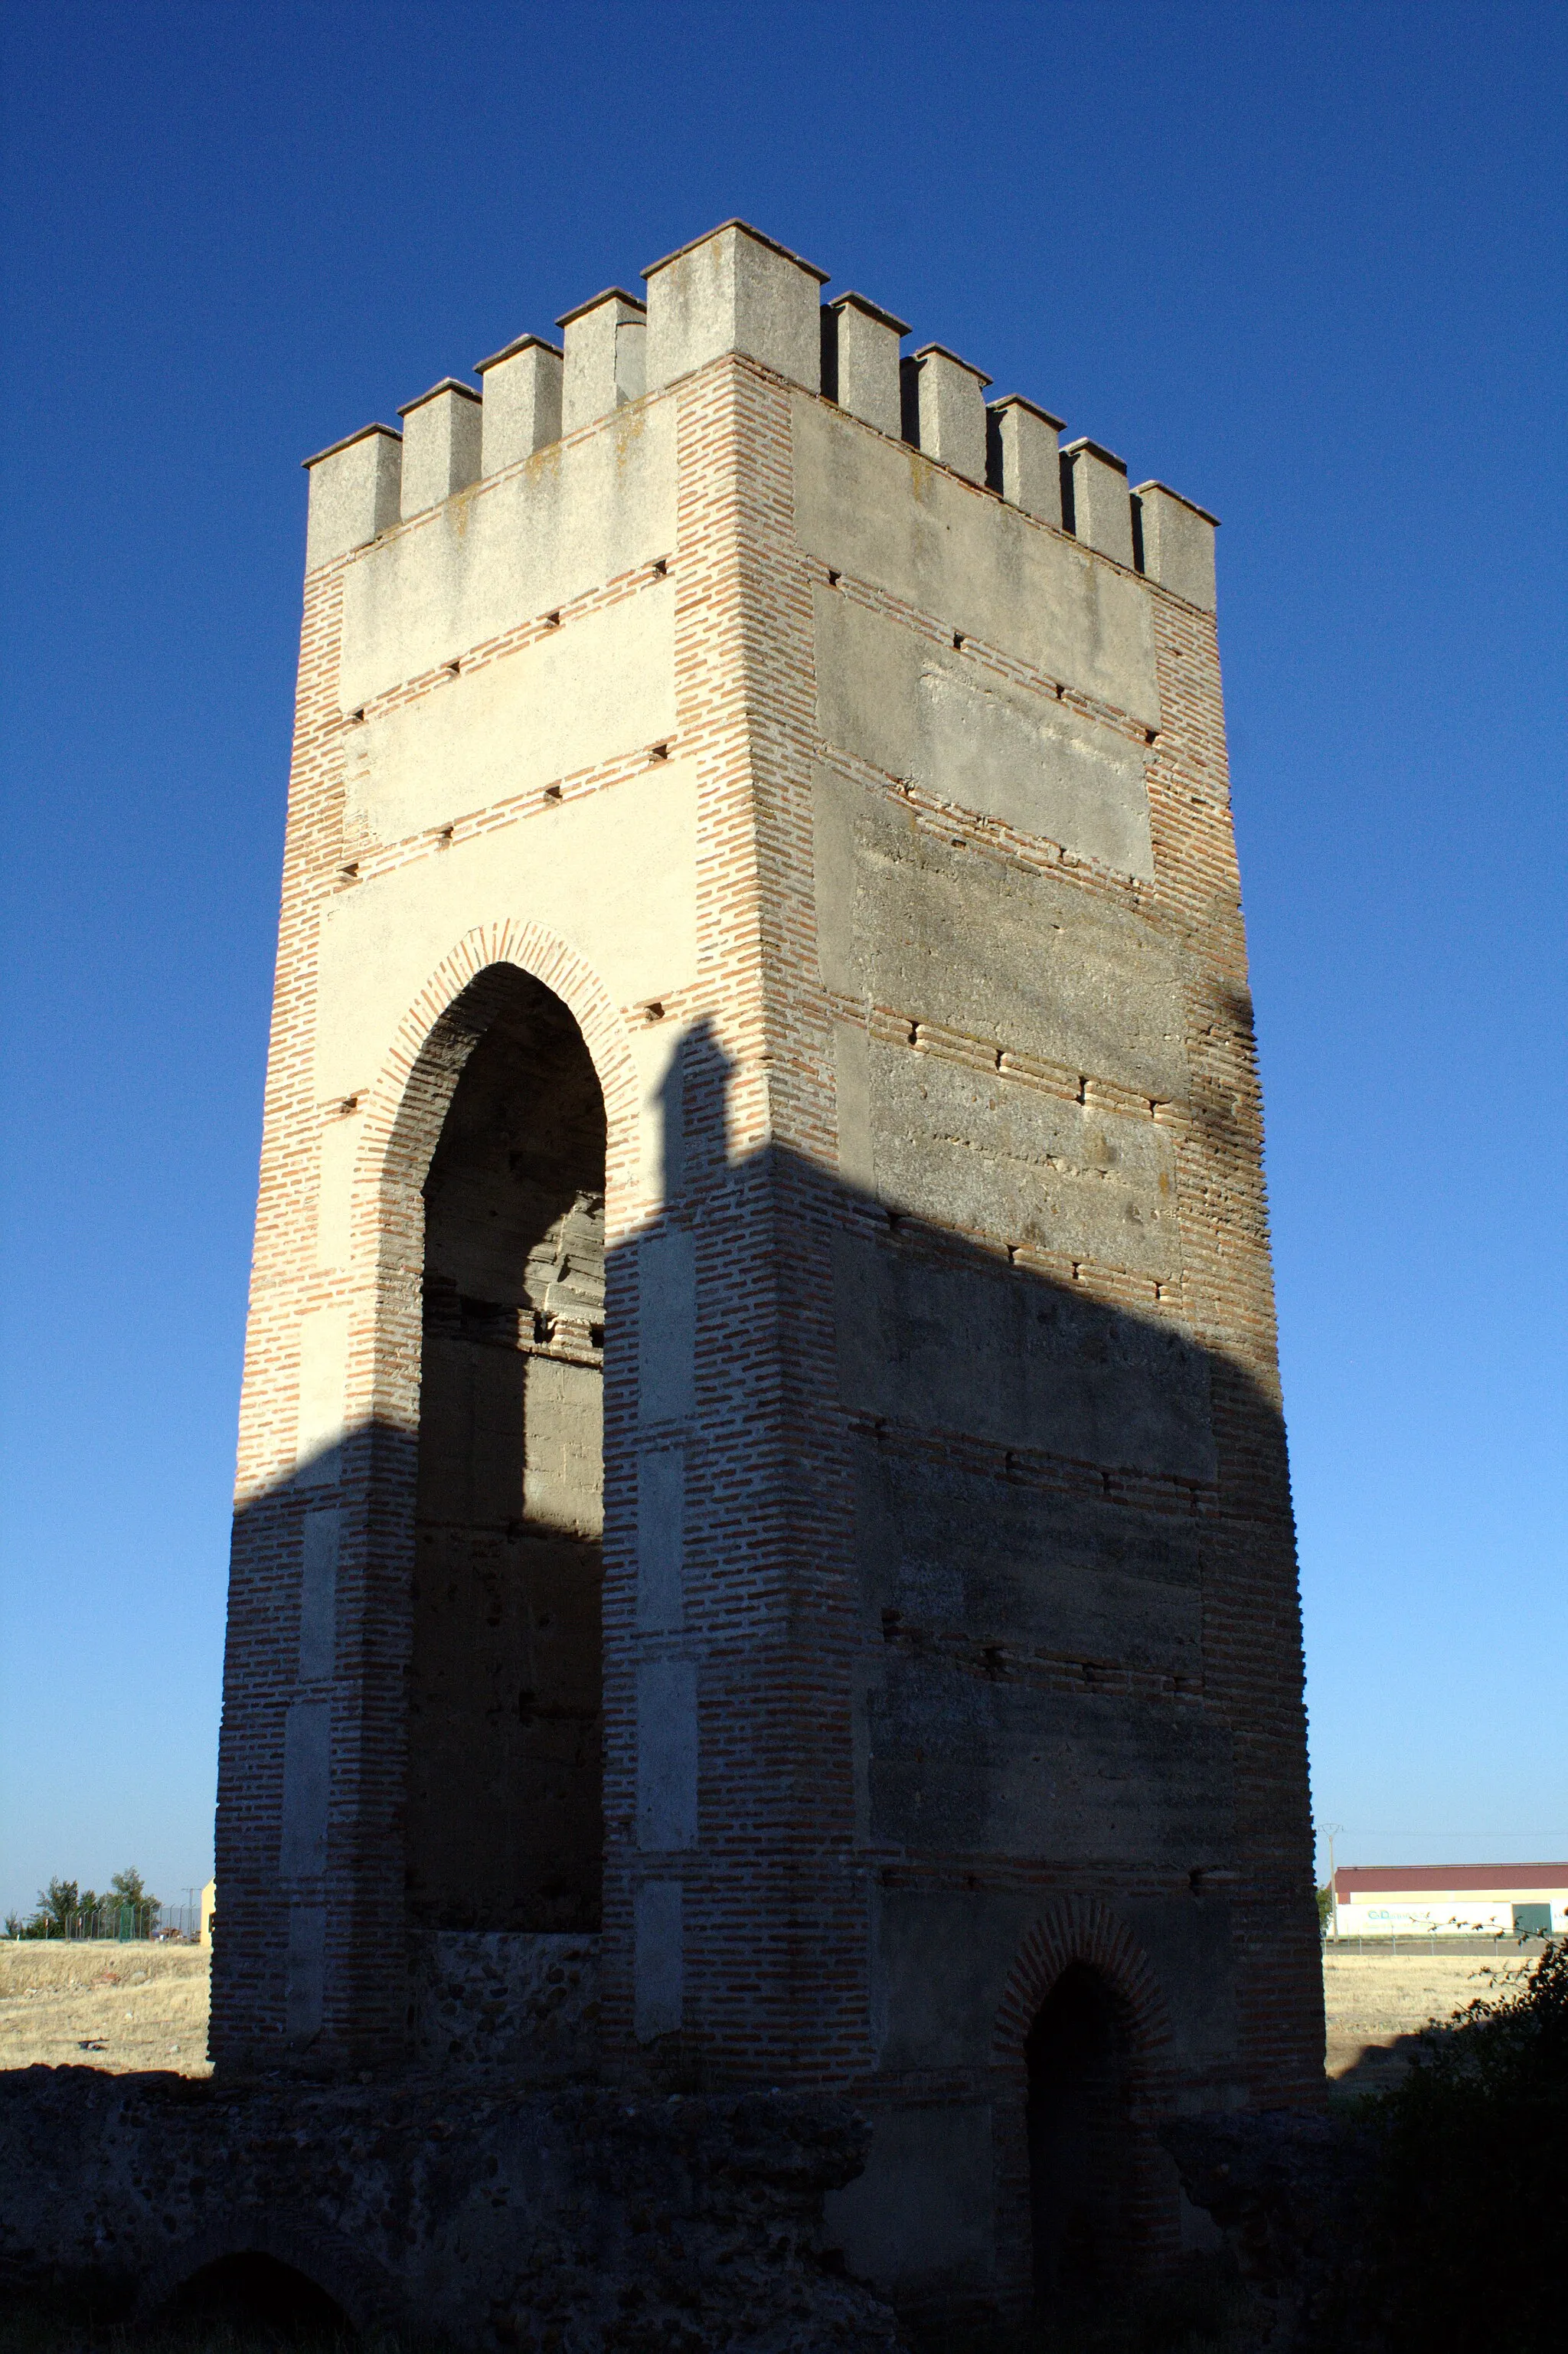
[
  {"x1": 792, "y1": 397, "x2": 1162, "y2": 729},
  {"x1": 903, "y1": 342, "x2": 991, "y2": 484},
  {"x1": 644, "y1": 217, "x2": 827, "y2": 394},
  {"x1": 397, "y1": 379, "x2": 482, "y2": 518},
  {"x1": 475, "y1": 332, "x2": 563, "y2": 474},
  {"x1": 302, "y1": 422, "x2": 401, "y2": 573},
  {"x1": 987, "y1": 394, "x2": 1064, "y2": 527},
  {"x1": 336, "y1": 399, "x2": 676, "y2": 711},
  {"x1": 299, "y1": 227, "x2": 1219, "y2": 633},
  {"x1": 822, "y1": 290, "x2": 907, "y2": 439},
  {"x1": 1062, "y1": 435, "x2": 1135, "y2": 567},
  {"x1": 1133, "y1": 480, "x2": 1219, "y2": 613},
  {"x1": 558, "y1": 286, "x2": 647, "y2": 434}
]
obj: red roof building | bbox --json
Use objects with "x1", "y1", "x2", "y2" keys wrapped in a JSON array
[{"x1": 1331, "y1": 1864, "x2": 1567, "y2": 1937}]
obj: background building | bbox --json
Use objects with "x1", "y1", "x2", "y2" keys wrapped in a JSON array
[{"x1": 1332, "y1": 1864, "x2": 1568, "y2": 1937}]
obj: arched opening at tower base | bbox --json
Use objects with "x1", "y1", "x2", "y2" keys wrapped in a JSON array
[
  {"x1": 162, "y1": 2251, "x2": 352, "y2": 2339},
  {"x1": 1026, "y1": 1963, "x2": 1136, "y2": 2308},
  {"x1": 406, "y1": 969, "x2": 606, "y2": 1934}
]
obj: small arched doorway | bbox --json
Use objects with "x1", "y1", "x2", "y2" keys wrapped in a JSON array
[
  {"x1": 1025, "y1": 1961, "x2": 1135, "y2": 2307},
  {"x1": 405, "y1": 966, "x2": 606, "y2": 1934},
  {"x1": 163, "y1": 2250, "x2": 351, "y2": 2338}
]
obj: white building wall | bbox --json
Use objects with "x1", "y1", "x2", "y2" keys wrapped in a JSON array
[{"x1": 1333, "y1": 1889, "x2": 1567, "y2": 1936}]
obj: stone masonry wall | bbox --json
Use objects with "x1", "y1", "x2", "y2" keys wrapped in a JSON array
[{"x1": 0, "y1": 2068, "x2": 900, "y2": 2354}]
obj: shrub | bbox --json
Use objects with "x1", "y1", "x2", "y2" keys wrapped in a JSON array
[{"x1": 1369, "y1": 1937, "x2": 1566, "y2": 2346}]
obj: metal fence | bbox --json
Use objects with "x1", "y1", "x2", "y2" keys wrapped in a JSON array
[
  {"x1": 1323, "y1": 1927, "x2": 1555, "y2": 1957},
  {"x1": 8, "y1": 1902, "x2": 201, "y2": 1943}
]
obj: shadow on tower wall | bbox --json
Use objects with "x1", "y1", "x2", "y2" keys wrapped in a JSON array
[{"x1": 212, "y1": 992, "x2": 1325, "y2": 2316}]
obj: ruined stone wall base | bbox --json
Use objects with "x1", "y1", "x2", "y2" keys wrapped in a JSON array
[
  {"x1": 0, "y1": 2068, "x2": 903, "y2": 2352},
  {"x1": 1161, "y1": 2110, "x2": 1383, "y2": 2353}
]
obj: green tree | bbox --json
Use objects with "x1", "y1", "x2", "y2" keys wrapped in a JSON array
[
  {"x1": 108, "y1": 1866, "x2": 158, "y2": 1914},
  {"x1": 35, "y1": 1878, "x2": 79, "y2": 1933},
  {"x1": 28, "y1": 1878, "x2": 112, "y2": 1934}
]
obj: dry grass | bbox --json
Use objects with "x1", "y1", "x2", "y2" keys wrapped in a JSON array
[
  {"x1": 1321, "y1": 1947, "x2": 1534, "y2": 2092},
  {"x1": 0, "y1": 1941, "x2": 211, "y2": 2077},
  {"x1": 2, "y1": 1940, "x2": 1536, "y2": 2096}
]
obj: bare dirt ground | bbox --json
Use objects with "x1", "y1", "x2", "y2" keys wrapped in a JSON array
[
  {"x1": 0, "y1": 1942, "x2": 211, "y2": 2077},
  {"x1": 0, "y1": 1940, "x2": 1540, "y2": 2095},
  {"x1": 1321, "y1": 1945, "x2": 1534, "y2": 2094}
]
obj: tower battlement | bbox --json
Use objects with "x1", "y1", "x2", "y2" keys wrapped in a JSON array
[{"x1": 304, "y1": 219, "x2": 1217, "y2": 616}]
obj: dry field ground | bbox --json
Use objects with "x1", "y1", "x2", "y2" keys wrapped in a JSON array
[
  {"x1": 0, "y1": 1942, "x2": 211, "y2": 2077},
  {"x1": 0, "y1": 1940, "x2": 1540, "y2": 2091},
  {"x1": 1321, "y1": 1944, "x2": 1534, "y2": 2093}
]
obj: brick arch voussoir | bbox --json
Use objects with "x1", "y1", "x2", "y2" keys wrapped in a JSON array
[
  {"x1": 992, "y1": 1895, "x2": 1174, "y2": 2078},
  {"x1": 364, "y1": 920, "x2": 642, "y2": 1215}
]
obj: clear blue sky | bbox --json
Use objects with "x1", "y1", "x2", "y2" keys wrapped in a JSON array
[{"x1": 2, "y1": 2, "x2": 1563, "y2": 1918}]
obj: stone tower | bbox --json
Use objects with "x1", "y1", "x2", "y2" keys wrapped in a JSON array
[{"x1": 215, "y1": 220, "x2": 1324, "y2": 2321}]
